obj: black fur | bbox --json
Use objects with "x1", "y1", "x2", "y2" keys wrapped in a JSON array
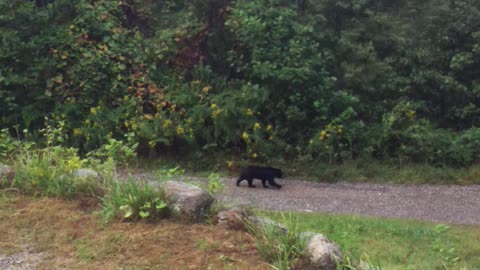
[{"x1": 236, "y1": 166, "x2": 283, "y2": 189}]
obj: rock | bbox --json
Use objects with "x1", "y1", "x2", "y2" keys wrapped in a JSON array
[
  {"x1": 0, "y1": 163, "x2": 14, "y2": 182},
  {"x1": 163, "y1": 181, "x2": 214, "y2": 222},
  {"x1": 245, "y1": 215, "x2": 288, "y2": 233},
  {"x1": 73, "y1": 168, "x2": 100, "y2": 180},
  {"x1": 298, "y1": 232, "x2": 343, "y2": 270},
  {"x1": 214, "y1": 209, "x2": 247, "y2": 230}
]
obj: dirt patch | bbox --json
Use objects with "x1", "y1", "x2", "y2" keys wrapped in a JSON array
[
  {"x1": 0, "y1": 194, "x2": 269, "y2": 270},
  {"x1": 0, "y1": 247, "x2": 45, "y2": 270}
]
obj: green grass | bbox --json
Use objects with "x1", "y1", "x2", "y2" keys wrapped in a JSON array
[
  {"x1": 136, "y1": 155, "x2": 480, "y2": 185},
  {"x1": 264, "y1": 212, "x2": 480, "y2": 269},
  {"x1": 305, "y1": 160, "x2": 480, "y2": 185}
]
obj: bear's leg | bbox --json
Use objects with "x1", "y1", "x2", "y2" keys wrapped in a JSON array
[
  {"x1": 268, "y1": 178, "x2": 282, "y2": 189},
  {"x1": 247, "y1": 177, "x2": 256, "y2": 188}
]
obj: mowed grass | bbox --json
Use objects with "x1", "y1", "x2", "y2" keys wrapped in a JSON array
[
  {"x1": 0, "y1": 192, "x2": 269, "y2": 270},
  {"x1": 265, "y1": 211, "x2": 480, "y2": 269}
]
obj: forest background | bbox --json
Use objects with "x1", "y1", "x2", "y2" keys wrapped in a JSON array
[{"x1": 1, "y1": 0, "x2": 480, "y2": 173}]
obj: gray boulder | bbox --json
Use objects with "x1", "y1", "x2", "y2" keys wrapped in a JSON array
[
  {"x1": 0, "y1": 164, "x2": 14, "y2": 182},
  {"x1": 299, "y1": 232, "x2": 343, "y2": 270},
  {"x1": 163, "y1": 181, "x2": 214, "y2": 222},
  {"x1": 245, "y1": 215, "x2": 288, "y2": 233},
  {"x1": 73, "y1": 168, "x2": 100, "y2": 180}
]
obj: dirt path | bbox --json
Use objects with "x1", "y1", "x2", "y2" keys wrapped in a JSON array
[{"x1": 217, "y1": 178, "x2": 480, "y2": 225}]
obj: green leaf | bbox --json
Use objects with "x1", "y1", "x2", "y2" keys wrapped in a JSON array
[
  {"x1": 155, "y1": 201, "x2": 167, "y2": 209},
  {"x1": 124, "y1": 209, "x2": 133, "y2": 218},
  {"x1": 139, "y1": 211, "x2": 150, "y2": 218}
]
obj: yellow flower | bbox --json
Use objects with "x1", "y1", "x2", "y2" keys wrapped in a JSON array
[
  {"x1": 252, "y1": 153, "x2": 258, "y2": 159},
  {"x1": 202, "y1": 86, "x2": 211, "y2": 95},
  {"x1": 211, "y1": 109, "x2": 222, "y2": 118},
  {"x1": 210, "y1": 103, "x2": 217, "y2": 109},
  {"x1": 186, "y1": 118, "x2": 193, "y2": 124},
  {"x1": 191, "y1": 80, "x2": 201, "y2": 85},
  {"x1": 73, "y1": 128, "x2": 82, "y2": 136},
  {"x1": 266, "y1": 125, "x2": 272, "y2": 131},
  {"x1": 268, "y1": 136, "x2": 273, "y2": 141},
  {"x1": 406, "y1": 110, "x2": 416, "y2": 119},
  {"x1": 90, "y1": 107, "x2": 97, "y2": 115},
  {"x1": 148, "y1": 141, "x2": 156, "y2": 148},
  {"x1": 242, "y1": 132, "x2": 249, "y2": 141},
  {"x1": 319, "y1": 130, "x2": 327, "y2": 141},
  {"x1": 176, "y1": 126, "x2": 185, "y2": 135},
  {"x1": 254, "y1": 122, "x2": 261, "y2": 129},
  {"x1": 162, "y1": 120, "x2": 172, "y2": 129},
  {"x1": 144, "y1": 114, "x2": 153, "y2": 120},
  {"x1": 227, "y1": 161, "x2": 234, "y2": 168},
  {"x1": 246, "y1": 109, "x2": 254, "y2": 117}
]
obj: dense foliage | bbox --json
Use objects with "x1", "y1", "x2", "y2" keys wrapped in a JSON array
[{"x1": 1, "y1": 0, "x2": 479, "y2": 166}]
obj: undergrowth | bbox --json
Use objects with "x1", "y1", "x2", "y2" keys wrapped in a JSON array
[{"x1": 246, "y1": 213, "x2": 306, "y2": 270}]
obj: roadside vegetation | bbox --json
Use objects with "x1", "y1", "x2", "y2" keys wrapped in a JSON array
[{"x1": 265, "y1": 211, "x2": 480, "y2": 269}]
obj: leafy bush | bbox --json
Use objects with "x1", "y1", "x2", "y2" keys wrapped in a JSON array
[
  {"x1": 9, "y1": 119, "x2": 102, "y2": 197},
  {"x1": 101, "y1": 179, "x2": 168, "y2": 223}
]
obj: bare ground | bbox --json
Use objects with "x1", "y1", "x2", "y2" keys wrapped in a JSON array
[{"x1": 0, "y1": 195, "x2": 269, "y2": 270}]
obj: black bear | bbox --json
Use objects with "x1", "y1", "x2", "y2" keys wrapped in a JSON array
[{"x1": 236, "y1": 166, "x2": 283, "y2": 189}]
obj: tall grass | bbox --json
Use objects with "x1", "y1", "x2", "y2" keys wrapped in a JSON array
[
  {"x1": 12, "y1": 146, "x2": 101, "y2": 198},
  {"x1": 246, "y1": 213, "x2": 306, "y2": 270},
  {"x1": 100, "y1": 178, "x2": 167, "y2": 223}
]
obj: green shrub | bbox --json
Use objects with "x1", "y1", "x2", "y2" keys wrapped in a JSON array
[{"x1": 100, "y1": 178, "x2": 168, "y2": 223}]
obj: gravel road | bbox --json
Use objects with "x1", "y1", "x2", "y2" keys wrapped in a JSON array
[
  {"x1": 135, "y1": 173, "x2": 480, "y2": 225},
  {"x1": 220, "y1": 178, "x2": 480, "y2": 225}
]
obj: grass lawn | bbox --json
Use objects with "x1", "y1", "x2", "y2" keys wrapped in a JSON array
[{"x1": 265, "y1": 211, "x2": 480, "y2": 269}]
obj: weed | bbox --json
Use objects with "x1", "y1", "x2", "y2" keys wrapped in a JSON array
[
  {"x1": 154, "y1": 166, "x2": 186, "y2": 182},
  {"x1": 246, "y1": 212, "x2": 306, "y2": 270},
  {"x1": 100, "y1": 178, "x2": 167, "y2": 223},
  {"x1": 432, "y1": 224, "x2": 461, "y2": 267},
  {"x1": 207, "y1": 172, "x2": 224, "y2": 195}
]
